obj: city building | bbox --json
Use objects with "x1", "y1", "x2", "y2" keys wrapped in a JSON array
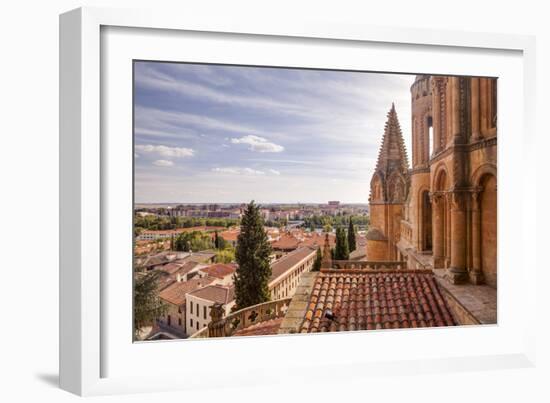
[
  {"x1": 269, "y1": 246, "x2": 317, "y2": 300},
  {"x1": 137, "y1": 226, "x2": 226, "y2": 241},
  {"x1": 157, "y1": 277, "x2": 216, "y2": 337},
  {"x1": 186, "y1": 285, "x2": 235, "y2": 336},
  {"x1": 197, "y1": 263, "x2": 237, "y2": 286}
]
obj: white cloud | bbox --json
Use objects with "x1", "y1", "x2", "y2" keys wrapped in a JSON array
[
  {"x1": 268, "y1": 169, "x2": 281, "y2": 175},
  {"x1": 230, "y1": 135, "x2": 284, "y2": 153},
  {"x1": 135, "y1": 144, "x2": 195, "y2": 158},
  {"x1": 212, "y1": 167, "x2": 267, "y2": 176},
  {"x1": 153, "y1": 159, "x2": 174, "y2": 167}
]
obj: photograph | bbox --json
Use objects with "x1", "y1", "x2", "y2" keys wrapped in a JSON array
[{"x1": 132, "y1": 61, "x2": 497, "y2": 341}]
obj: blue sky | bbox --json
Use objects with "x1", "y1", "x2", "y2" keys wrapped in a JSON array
[{"x1": 134, "y1": 62, "x2": 416, "y2": 203}]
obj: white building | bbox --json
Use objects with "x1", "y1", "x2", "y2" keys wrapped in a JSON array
[
  {"x1": 269, "y1": 246, "x2": 317, "y2": 300},
  {"x1": 186, "y1": 285, "x2": 235, "y2": 336}
]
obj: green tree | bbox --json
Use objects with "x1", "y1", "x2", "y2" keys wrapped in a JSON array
[
  {"x1": 234, "y1": 201, "x2": 273, "y2": 309},
  {"x1": 312, "y1": 247, "x2": 322, "y2": 271},
  {"x1": 348, "y1": 217, "x2": 356, "y2": 252},
  {"x1": 214, "y1": 231, "x2": 220, "y2": 249},
  {"x1": 215, "y1": 248, "x2": 236, "y2": 264},
  {"x1": 214, "y1": 231, "x2": 228, "y2": 250},
  {"x1": 133, "y1": 270, "x2": 167, "y2": 340},
  {"x1": 174, "y1": 231, "x2": 213, "y2": 252},
  {"x1": 334, "y1": 227, "x2": 350, "y2": 260}
]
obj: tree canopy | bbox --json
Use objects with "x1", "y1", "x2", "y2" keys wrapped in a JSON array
[
  {"x1": 133, "y1": 270, "x2": 167, "y2": 340},
  {"x1": 234, "y1": 201, "x2": 273, "y2": 309},
  {"x1": 333, "y1": 227, "x2": 350, "y2": 260},
  {"x1": 174, "y1": 230, "x2": 212, "y2": 252},
  {"x1": 348, "y1": 217, "x2": 357, "y2": 252}
]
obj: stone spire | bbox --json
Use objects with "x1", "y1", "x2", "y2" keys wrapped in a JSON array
[
  {"x1": 321, "y1": 233, "x2": 332, "y2": 269},
  {"x1": 374, "y1": 103, "x2": 409, "y2": 175}
]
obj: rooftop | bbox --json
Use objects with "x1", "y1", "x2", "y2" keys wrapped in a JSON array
[
  {"x1": 159, "y1": 277, "x2": 216, "y2": 306},
  {"x1": 233, "y1": 318, "x2": 284, "y2": 337},
  {"x1": 199, "y1": 263, "x2": 237, "y2": 279},
  {"x1": 270, "y1": 246, "x2": 317, "y2": 284},
  {"x1": 188, "y1": 285, "x2": 235, "y2": 304},
  {"x1": 284, "y1": 270, "x2": 457, "y2": 333}
]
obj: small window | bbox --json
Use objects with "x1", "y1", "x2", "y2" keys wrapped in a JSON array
[
  {"x1": 196, "y1": 322, "x2": 199, "y2": 330},
  {"x1": 203, "y1": 306, "x2": 207, "y2": 319},
  {"x1": 190, "y1": 318, "x2": 193, "y2": 327},
  {"x1": 178, "y1": 318, "x2": 182, "y2": 326},
  {"x1": 190, "y1": 301, "x2": 193, "y2": 314}
]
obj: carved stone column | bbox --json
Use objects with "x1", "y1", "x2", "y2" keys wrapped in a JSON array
[
  {"x1": 469, "y1": 190, "x2": 485, "y2": 284},
  {"x1": 471, "y1": 78, "x2": 481, "y2": 140},
  {"x1": 451, "y1": 77, "x2": 461, "y2": 140},
  {"x1": 208, "y1": 303, "x2": 226, "y2": 337},
  {"x1": 447, "y1": 192, "x2": 468, "y2": 284},
  {"x1": 445, "y1": 193, "x2": 451, "y2": 267},
  {"x1": 430, "y1": 192, "x2": 445, "y2": 268}
]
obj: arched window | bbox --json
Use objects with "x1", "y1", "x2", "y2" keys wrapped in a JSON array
[{"x1": 427, "y1": 116, "x2": 433, "y2": 158}]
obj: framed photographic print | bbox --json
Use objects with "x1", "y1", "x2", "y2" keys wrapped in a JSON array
[{"x1": 60, "y1": 6, "x2": 536, "y2": 396}]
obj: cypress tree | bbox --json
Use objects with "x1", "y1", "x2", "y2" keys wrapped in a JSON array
[
  {"x1": 348, "y1": 217, "x2": 356, "y2": 252},
  {"x1": 334, "y1": 227, "x2": 350, "y2": 260},
  {"x1": 234, "y1": 201, "x2": 272, "y2": 309},
  {"x1": 312, "y1": 247, "x2": 322, "y2": 271}
]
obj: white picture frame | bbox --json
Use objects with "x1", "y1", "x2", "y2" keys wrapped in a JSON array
[{"x1": 60, "y1": 6, "x2": 537, "y2": 396}]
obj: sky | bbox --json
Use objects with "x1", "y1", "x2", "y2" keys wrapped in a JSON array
[{"x1": 134, "y1": 62, "x2": 416, "y2": 204}]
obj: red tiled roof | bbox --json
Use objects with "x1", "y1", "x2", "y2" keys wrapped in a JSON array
[
  {"x1": 159, "y1": 262, "x2": 186, "y2": 274},
  {"x1": 233, "y1": 318, "x2": 284, "y2": 337},
  {"x1": 300, "y1": 270, "x2": 456, "y2": 333},
  {"x1": 159, "y1": 277, "x2": 215, "y2": 306},
  {"x1": 272, "y1": 232, "x2": 336, "y2": 251},
  {"x1": 188, "y1": 285, "x2": 235, "y2": 304},
  {"x1": 199, "y1": 263, "x2": 237, "y2": 279},
  {"x1": 219, "y1": 230, "x2": 239, "y2": 242},
  {"x1": 302, "y1": 233, "x2": 336, "y2": 248},
  {"x1": 271, "y1": 234, "x2": 300, "y2": 250}
]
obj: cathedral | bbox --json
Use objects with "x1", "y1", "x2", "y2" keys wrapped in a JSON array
[{"x1": 366, "y1": 75, "x2": 497, "y2": 288}]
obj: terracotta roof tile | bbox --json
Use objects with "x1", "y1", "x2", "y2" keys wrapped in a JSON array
[
  {"x1": 199, "y1": 263, "x2": 237, "y2": 279},
  {"x1": 188, "y1": 284, "x2": 235, "y2": 304},
  {"x1": 233, "y1": 318, "x2": 284, "y2": 337},
  {"x1": 299, "y1": 270, "x2": 457, "y2": 333},
  {"x1": 159, "y1": 277, "x2": 215, "y2": 306}
]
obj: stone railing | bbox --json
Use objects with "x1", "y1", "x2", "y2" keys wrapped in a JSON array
[
  {"x1": 330, "y1": 260, "x2": 407, "y2": 271},
  {"x1": 400, "y1": 220, "x2": 413, "y2": 242},
  {"x1": 190, "y1": 297, "x2": 292, "y2": 338}
]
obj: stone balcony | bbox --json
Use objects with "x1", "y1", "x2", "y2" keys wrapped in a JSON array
[{"x1": 190, "y1": 297, "x2": 292, "y2": 338}]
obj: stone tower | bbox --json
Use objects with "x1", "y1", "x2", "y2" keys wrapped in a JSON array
[
  {"x1": 409, "y1": 75, "x2": 434, "y2": 255},
  {"x1": 367, "y1": 103, "x2": 409, "y2": 261}
]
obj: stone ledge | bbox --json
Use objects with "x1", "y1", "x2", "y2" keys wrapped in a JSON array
[
  {"x1": 278, "y1": 272, "x2": 318, "y2": 334},
  {"x1": 437, "y1": 278, "x2": 497, "y2": 325}
]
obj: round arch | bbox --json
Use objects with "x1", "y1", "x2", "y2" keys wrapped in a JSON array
[
  {"x1": 417, "y1": 185, "x2": 432, "y2": 252},
  {"x1": 471, "y1": 163, "x2": 497, "y2": 188},
  {"x1": 432, "y1": 162, "x2": 449, "y2": 191}
]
